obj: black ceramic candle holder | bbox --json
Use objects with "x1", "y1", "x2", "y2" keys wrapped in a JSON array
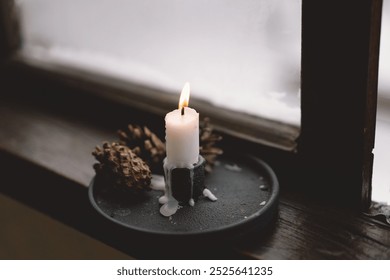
[
  {"x1": 164, "y1": 156, "x2": 205, "y2": 205},
  {"x1": 89, "y1": 153, "x2": 279, "y2": 244}
]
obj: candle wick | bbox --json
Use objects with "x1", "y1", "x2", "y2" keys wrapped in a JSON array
[{"x1": 181, "y1": 107, "x2": 185, "y2": 116}]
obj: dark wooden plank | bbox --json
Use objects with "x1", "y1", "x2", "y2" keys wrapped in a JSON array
[
  {"x1": 0, "y1": 0, "x2": 20, "y2": 60},
  {"x1": 0, "y1": 98, "x2": 111, "y2": 187},
  {"x1": 239, "y1": 192, "x2": 390, "y2": 259},
  {"x1": 0, "y1": 96, "x2": 388, "y2": 259},
  {"x1": 300, "y1": 0, "x2": 383, "y2": 209}
]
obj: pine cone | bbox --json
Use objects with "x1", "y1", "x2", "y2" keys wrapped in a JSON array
[
  {"x1": 200, "y1": 118, "x2": 223, "y2": 173},
  {"x1": 92, "y1": 142, "x2": 151, "y2": 192},
  {"x1": 118, "y1": 125, "x2": 165, "y2": 172}
]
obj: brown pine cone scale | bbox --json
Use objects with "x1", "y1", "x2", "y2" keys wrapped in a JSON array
[
  {"x1": 118, "y1": 125, "x2": 165, "y2": 172},
  {"x1": 92, "y1": 142, "x2": 151, "y2": 192}
]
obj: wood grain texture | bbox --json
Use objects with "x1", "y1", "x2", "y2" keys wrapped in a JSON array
[
  {"x1": 0, "y1": 96, "x2": 388, "y2": 259},
  {"x1": 239, "y1": 192, "x2": 390, "y2": 259},
  {"x1": 0, "y1": 98, "x2": 110, "y2": 186}
]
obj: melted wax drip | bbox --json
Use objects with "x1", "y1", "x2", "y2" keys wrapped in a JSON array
[
  {"x1": 159, "y1": 160, "x2": 180, "y2": 217},
  {"x1": 150, "y1": 175, "x2": 165, "y2": 191},
  {"x1": 157, "y1": 159, "x2": 218, "y2": 217},
  {"x1": 158, "y1": 187, "x2": 218, "y2": 217},
  {"x1": 160, "y1": 200, "x2": 179, "y2": 217},
  {"x1": 203, "y1": 188, "x2": 217, "y2": 201}
]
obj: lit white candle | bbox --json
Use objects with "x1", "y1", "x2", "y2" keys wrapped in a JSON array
[{"x1": 165, "y1": 82, "x2": 199, "y2": 168}]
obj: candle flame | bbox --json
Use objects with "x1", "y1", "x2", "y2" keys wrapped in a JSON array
[{"x1": 178, "y1": 82, "x2": 190, "y2": 110}]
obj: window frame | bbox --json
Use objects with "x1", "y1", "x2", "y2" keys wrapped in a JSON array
[
  {"x1": 300, "y1": 0, "x2": 383, "y2": 209},
  {"x1": 0, "y1": 0, "x2": 383, "y2": 210}
]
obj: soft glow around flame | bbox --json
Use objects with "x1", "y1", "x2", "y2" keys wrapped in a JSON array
[{"x1": 178, "y1": 82, "x2": 190, "y2": 110}]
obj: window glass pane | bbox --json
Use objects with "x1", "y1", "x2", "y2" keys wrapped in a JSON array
[
  {"x1": 17, "y1": 0, "x2": 301, "y2": 127},
  {"x1": 373, "y1": 0, "x2": 390, "y2": 205}
]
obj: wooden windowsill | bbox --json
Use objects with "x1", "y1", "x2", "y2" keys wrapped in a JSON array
[{"x1": 0, "y1": 93, "x2": 389, "y2": 260}]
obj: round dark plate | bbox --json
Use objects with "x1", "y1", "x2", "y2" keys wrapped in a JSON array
[{"x1": 88, "y1": 154, "x2": 279, "y2": 242}]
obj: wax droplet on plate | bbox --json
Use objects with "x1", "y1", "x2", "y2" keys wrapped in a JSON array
[
  {"x1": 203, "y1": 188, "x2": 217, "y2": 201},
  {"x1": 259, "y1": 185, "x2": 268, "y2": 190},
  {"x1": 160, "y1": 200, "x2": 179, "y2": 217},
  {"x1": 224, "y1": 164, "x2": 242, "y2": 172}
]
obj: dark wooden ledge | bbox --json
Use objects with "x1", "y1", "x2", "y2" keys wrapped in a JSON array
[{"x1": 0, "y1": 95, "x2": 389, "y2": 259}]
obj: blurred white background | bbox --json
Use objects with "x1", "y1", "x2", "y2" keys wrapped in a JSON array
[{"x1": 16, "y1": 0, "x2": 301, "y2": 126}]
